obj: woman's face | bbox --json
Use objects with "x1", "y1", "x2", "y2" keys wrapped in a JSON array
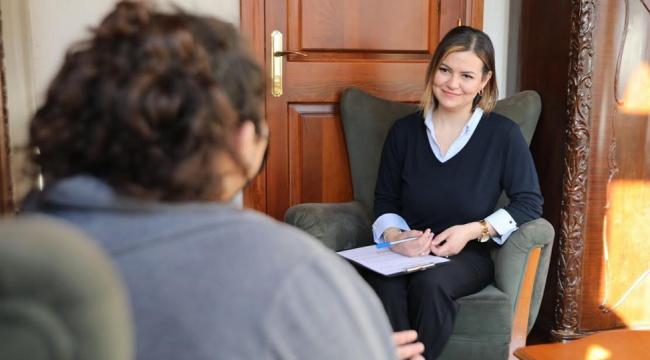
[{"x1": 432, "y1": 51, "x2": 491, "y2": 114}]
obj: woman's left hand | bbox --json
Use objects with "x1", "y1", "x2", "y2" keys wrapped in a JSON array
[{"x1": 430, "y1": 223, "x2": 481, "y2": 257}]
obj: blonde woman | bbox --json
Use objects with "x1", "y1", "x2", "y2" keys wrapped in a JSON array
[{"x1": 361, "y1": 26, "x2": 543, "y2": 359}]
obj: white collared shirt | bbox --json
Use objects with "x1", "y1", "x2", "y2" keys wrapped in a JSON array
[{"x1": 373, "y1": 107, "x2": 518, "y2": 244}]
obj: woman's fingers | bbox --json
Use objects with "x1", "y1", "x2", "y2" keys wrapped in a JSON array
[
  {"x1": 392, "y1": 330, "x2": 425, "y2": 359},
  {"x1": 392, "y1": 330, "x2": 418, "y2": 346},
  {"x1": 391, "y1": 229, "x2": 434, "y2": 257},
  {"x1": 400, "y1": 230, "x2": 423, "y2": 240}
]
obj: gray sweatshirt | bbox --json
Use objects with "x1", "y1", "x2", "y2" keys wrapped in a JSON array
[{"x1": 24, "y1": 176, "x2": 398, "y2": 360}]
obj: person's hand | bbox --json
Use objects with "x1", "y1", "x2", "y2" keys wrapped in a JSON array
[
  {"x1": 389, "y1": 229, "x2": 433, "y2": 257},
  {"x1": 392, "y1": 330, "x2": 425, "y2": 360},
  {"x1": 430, "y1": 222, "x2": 481, "y2": 257}
]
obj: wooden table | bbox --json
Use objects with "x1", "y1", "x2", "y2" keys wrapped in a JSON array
[{"x1": 514, "y1": 329, "x2": 649, "y2": 360}]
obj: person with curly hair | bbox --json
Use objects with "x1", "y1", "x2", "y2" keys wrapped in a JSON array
[{"x1": 23, "y1": 2, "x2": 424, "y2": 359}]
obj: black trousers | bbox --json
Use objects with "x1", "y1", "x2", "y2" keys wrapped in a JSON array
[{"x1": 357, "y1": 245, "x2": 494, "y2": 360}]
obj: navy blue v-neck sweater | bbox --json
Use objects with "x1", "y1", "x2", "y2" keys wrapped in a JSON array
[{"x1": 374, "y1": 111, "x2": 543, "y2": 235}]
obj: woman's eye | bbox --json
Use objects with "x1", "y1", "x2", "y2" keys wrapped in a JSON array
[
  {"x1": 463, "y1": 74, "x2": 474, "y2": 79},
  {"x1": 439, "y1": 67, "x2": 449, "y2": 73}
]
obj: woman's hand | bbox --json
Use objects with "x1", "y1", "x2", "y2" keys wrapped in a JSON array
[
  {"x1": 430, "y1": 222, "x2": 482, "y2": 257},
  {"x1": 389, "y1": 229, "x2": 434, "y2": 257},
  {"x1": 392, "y1": 330, "x2": 425, "y2": 360}
]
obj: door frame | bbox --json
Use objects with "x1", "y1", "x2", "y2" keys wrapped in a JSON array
[
  {"x1": 239, "y1": 0, "x2": 483, "y2": 213},
  {"x1": 0, "y1": 4, "x2": 15, "y2": 215},
  {"x1": 241, "y1": 0, "x2": 267, "y2": 212}
]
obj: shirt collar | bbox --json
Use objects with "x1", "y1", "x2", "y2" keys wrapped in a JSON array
[{"x1": 424, "y1": 107, "x2": 485, "y2": 135}]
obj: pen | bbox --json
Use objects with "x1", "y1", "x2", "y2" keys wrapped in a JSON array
[{"x1": 376, "y1": 237, "x2": 419, "y2": 249}]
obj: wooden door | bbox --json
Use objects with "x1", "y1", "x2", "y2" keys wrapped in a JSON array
[{"x1": 242, "y1": 0, "x2": 483, "y2": 220}]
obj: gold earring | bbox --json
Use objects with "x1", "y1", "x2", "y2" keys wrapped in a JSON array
[{"x1": 478, "y1": 89, "x2": 484, "y2": 96}]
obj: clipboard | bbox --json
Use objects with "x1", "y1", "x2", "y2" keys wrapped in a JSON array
[{"x1": 337, "y1": 244, "x2": 450, "y2": 277}]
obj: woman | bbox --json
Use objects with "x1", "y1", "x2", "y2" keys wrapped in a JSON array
[
  {"x1": 23, "y1": 2, "x2": 424, "y2": 359},
  {"x1": 360, "y1": 26, "x2": 543, "y2": 359}
]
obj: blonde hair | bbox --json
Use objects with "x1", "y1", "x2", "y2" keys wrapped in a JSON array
[{"x1": 420, "y1": 26, "x2": 498, "y2": 116}]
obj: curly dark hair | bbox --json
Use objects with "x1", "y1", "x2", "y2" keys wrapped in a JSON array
[{"x1": 28, "y1": 1, "x2": 265, "y2": 201}]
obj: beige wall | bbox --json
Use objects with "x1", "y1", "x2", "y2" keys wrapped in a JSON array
[
  {"x1": 483, "y1": 0, "x2": 511, "y2": 98},
  {"x1": 1, "y1": 0, "x2": 239, "y2": 205}
]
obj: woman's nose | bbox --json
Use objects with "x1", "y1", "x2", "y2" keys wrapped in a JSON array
[{"x1": 446, "y1": 75, "x2": 460, "y2": 89}]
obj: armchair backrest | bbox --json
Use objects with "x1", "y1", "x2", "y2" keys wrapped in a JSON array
[
  {"x1": 340, "y1": 88, "x2": 542, "y2": 217},
  {"x1": 0, "y1": 216, "x2": 133, "y2": 360}
]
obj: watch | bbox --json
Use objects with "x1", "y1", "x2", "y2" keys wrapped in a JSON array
[{"x1": 477, "y1": 220, "x2": 490, "y2": 242}]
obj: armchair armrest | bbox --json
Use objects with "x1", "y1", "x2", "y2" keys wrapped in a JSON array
[
  {"x1": 284, "y1": 200, "x2": 373, "y2": 252},
  {"x1": 490, "y1": 218, "x2": 554, "y2": 358}
]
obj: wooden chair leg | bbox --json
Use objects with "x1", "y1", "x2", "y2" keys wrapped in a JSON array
[{"x1": 509, "y1": 247, "x2": 542, "y2": 360}]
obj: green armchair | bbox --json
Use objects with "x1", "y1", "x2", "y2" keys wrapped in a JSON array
[
  {"x1": 285, "y1": 88, "x2": 554, "y2": 359},
  {"x1": 0, "y1": 216, "x2": 133, "y2": 360}
]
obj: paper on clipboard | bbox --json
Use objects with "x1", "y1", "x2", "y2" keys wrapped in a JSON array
[{"x1": 337, "y1": 244, "x2": 450, "y2": 277}]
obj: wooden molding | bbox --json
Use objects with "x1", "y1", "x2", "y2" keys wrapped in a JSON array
[
  {"x1": 468, "y1": 0, "x2": 484, "y2": 30},
  {"x1": 554, "y1": 0, "x2": 596, "y2": 337},
  {"x1": 0, "y1": 5, "x2": 16, "y2": 215},
  {"x1": 240, "y1": 0, "x2": 267, "y2": 213},
  {"x1": 509, "y1": 247, "x2": 542, "y2": 359}
]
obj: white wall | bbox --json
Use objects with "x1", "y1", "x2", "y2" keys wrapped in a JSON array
[
  {"x1": 1, "y1": 0, "x2": 239, "y2": 204},
  {"x1": 483, "y1": 0, "x2": 511, "y2": 98}
]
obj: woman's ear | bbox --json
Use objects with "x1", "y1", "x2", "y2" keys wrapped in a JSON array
[
  {"x1": 235, "y1": 120, "x2": 268, "y2": 179},
  {"x1": 481, "y1": 70, "x2": 493, "y2": 89},
  {"x1": 236, "y1": 120, "x2": 258, "y2": 156}
]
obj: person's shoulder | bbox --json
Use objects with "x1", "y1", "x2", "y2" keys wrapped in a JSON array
[
  {"x1": 393, "y1": 110, "x2": 424, "y2": 128},
  {"x1": 219, "y1": 207, "x2": 323, "y2": 245},
  {"x1": 482, "y1": 111, "x2": 518, "y2": 132},
  {"x1": 218, "y1": 207, "x2": 342, "y2": 263},
  {"x1": 388, "y1": 111, "x2": 425, "y2": 140}
]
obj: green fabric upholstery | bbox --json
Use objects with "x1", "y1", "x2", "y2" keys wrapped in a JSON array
[
  {"x1": 0, "y1": 216, "x2": 133, "y2": 360},
  {"x1": 284, "y1": 88, "x2": 554, "y2": 360},
  {"x1": 284, "y1": 200, "x2": 374, "y2": 250},
  {"x1": 451, "y1": 285, "x2": 512, "y2": 343},
  {"x1": 339, "y1": 89, "x2": 419, "y2": 216}
]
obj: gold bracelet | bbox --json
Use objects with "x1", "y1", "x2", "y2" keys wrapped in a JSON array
[{"x1": 382, "y1": 227, "x2": 402, "y2": 239}]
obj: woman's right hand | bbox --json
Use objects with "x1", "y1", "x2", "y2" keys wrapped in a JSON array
[{"x1": 388, "y1": 228, "x2": 434, "y2": 257}]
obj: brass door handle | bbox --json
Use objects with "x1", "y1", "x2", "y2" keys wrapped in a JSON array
[
  {"x1": 270, "y1": 31, "x2": 308, "y2": 97},
  {"x1": 274, "y1": 51, "x2": 308, "y2": 57}
]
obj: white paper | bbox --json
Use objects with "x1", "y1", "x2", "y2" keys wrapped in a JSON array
[{"x1": 338, "y1": 244, "x2": 450, "y2": 276}]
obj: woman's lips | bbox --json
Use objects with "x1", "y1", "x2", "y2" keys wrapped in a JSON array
[{"x1": 442, "y1": 90, "x2": 461, "y2": 97}]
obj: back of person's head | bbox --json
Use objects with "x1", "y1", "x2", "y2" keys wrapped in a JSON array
[
  {"x1": 29, "y1": 0, "x2": 265, "y2": 201},
  {"x1": 420, "y1": 26, "x2": 498, "y2": 115}
]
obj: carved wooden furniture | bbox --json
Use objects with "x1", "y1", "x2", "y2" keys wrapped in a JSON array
[{"x1": 517, "y1": 0, "x2": 650, "y2": 341}]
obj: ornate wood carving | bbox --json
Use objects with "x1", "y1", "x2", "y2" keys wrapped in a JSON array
[
  {"x1": 0, "y1": 5, "x2": 16, "y2": 215},
  {"x1": 554, "y1": 0, "x2": 596, "y2": 338}
]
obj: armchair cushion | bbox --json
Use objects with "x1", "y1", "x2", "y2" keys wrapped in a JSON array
[
  {"x1": 452, "y1": 285, "x2": 513, "y2": 343},
  {"x1": 340, "y1": 89, "x2": 418, "y2": 215},
  {"x1": 285, "y1": 200, "x2": 373, "y2": 251}
]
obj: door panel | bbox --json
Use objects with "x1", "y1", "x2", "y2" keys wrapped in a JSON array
[
  {"x1": 299, "y1": 0, "x2": 430, "y2": 51},
  {"x1": 289, "y1": 104, "x2": 353, "y2": 204},
  {"x1": 242, "y1": 0, "x2": 483, "y2": 220}
]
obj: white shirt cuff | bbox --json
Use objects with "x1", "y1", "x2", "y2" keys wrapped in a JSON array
[
  {"x1": 372, "y1": 213, "x2": 411, "y2": 244},
  {"x1": 485, "y1": 209, "x2": 518, "y2": 245}
]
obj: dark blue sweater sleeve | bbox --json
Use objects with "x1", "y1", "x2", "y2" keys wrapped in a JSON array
[
  {"x1": 374, "y1": 123, "x2": 404, "y2": 218},
  {"x1": 501, "y1": 125, "x2": 544, "y2": 225}
]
